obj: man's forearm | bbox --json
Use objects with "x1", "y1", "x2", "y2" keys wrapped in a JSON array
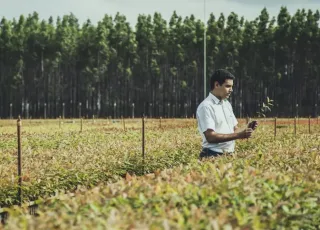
[{"x1": 206, "y1": 132, "x2": 240, "y2": 143}]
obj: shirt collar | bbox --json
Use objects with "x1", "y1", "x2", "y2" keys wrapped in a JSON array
[{"x1": 208, "y1": 92, "x2": 223, "y2": 105}]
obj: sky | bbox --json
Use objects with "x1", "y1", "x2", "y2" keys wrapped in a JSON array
[{"x1": 1, "y1": 0, "x2": 320, "y2": 26}]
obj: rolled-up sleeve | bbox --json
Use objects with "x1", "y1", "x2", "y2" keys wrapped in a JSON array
[{"x1": 197, "y1": 106, "x2": 216, "y2": 133}]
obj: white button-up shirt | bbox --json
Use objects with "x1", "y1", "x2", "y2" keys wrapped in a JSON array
[{"x1": 196, "y1": 93, "x2": 238, "y2": 153}]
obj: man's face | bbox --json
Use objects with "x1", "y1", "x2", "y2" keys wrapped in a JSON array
[{"x1": 215, "y1": 79, "x2": 234, "y2": 99}]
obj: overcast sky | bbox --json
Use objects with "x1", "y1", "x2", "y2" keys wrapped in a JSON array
[{"x1": 1, "y1": 0, "x2": 320, "y2": 26}]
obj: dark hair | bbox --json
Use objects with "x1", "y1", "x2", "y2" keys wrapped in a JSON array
[{"x1": 210, "y1": 69, "x2": 235, "y2": 89}]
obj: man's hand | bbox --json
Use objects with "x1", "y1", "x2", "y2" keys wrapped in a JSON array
[{"x1": 237, "y1": 128, "x2": 253, "y2": 139}]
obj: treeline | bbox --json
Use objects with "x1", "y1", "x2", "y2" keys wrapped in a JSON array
[{"x1": 0, "y1": 7, "x2": 319, "y2": 119}]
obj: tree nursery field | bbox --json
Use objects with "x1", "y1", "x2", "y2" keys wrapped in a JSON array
[{"x1": 0, "y1": 118, "x2": 319, "y2": 229}]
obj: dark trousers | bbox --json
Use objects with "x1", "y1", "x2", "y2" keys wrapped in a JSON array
[{"x1": 199, "y1": 148, "x2": 225, "y2": 159}]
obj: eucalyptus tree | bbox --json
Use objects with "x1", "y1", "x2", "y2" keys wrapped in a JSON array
[
  {"x1": 108, "y1": 13, "x2": 137, "y2": 118},
  {"x1": 151, "y1": 12, "x2": 168, "y2": 117},
  {"x1": 134, "y1": 13, "x2": 156, "y2": 116},
  {"x1": 0, "y1": 17, "x2": 14, "y2": 117},
  {"x1": 166, "y1": 11, "x2": 184, "y2": 117}
]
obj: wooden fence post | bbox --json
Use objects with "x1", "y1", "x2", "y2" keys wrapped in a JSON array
[
  {"x1": 294, "y1": 117, "x2": 297, "y2": 136},
  {"x1": 308, "y1": 116, "x2": 311, "y2": 134},
  {"x1": 142, "y1": 114, "x2": 145, "y2": 172},
  {"x1": 17, "y1": 116, "x2": 22, "y2": 206},
  {"x1": 274, "y1": 117, "x2": 277, "y2": 139}
]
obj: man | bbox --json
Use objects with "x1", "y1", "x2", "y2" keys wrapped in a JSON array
[{"x1": 196, "y1": 69, "x2": 258, "y2": 159}]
